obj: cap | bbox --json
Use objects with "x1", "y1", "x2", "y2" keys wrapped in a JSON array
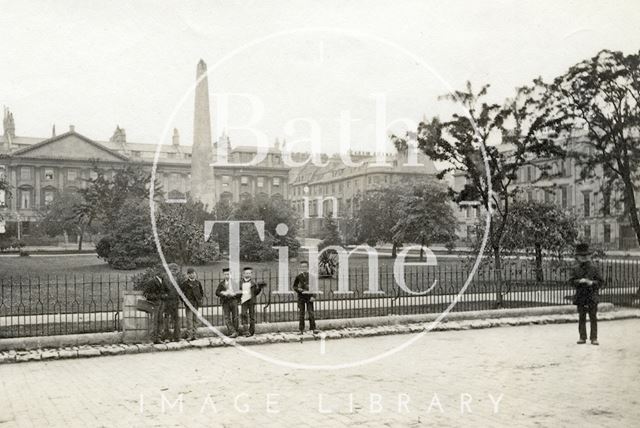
[
  {"x1": 186, "y1": 267, "x2": 195, "y2": 274},
  {"x1": 222, "y1": 267, "x2": 230, "y2": 273},
  {"x1": 575, "y1": 243, "x2": 592, "y2": 256},
  {"x1": 243, "y1": 267, "x2": 253, "y2": 271}
]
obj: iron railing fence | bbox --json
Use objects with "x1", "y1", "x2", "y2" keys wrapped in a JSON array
[{"x1": 1, "y1": 259, "x2": 638, "y2": 338}]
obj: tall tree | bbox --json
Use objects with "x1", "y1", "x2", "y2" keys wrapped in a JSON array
[
  {"x1": 77, "y1": 161, "x2": 163, "y2": 231},
  {"x1": 39, "y1": 190, "x2": 97, "y2": 250},
  {"x1": 391, "y1": 183, "x2": 457, "y2": 260},
  {"x1": 395, "y1": 81, "x2": 564, "y2": 306},
  {"x1": 501, "y1": 200, "x2": 579, "y2": 282},
  {"x1": 549, "y1": 49, "x2": 640, "y2": 247},
  {"x1": 319, "y1": 212, "x2": 342, "y2": 250},
  {"x1": 154, "y1": 198, "x2": 219, "y2": 265},
  {"x1": 353, "y1": 184, "x2": 407, "y2": 257}
]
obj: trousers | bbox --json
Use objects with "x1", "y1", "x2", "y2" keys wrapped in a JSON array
[
  {"x1": 298, "y1": 299, "x2": 316, "y2": 332},
  {"x1": 578, "y1": 303, "x2": 598, "y2": 340},
  {"x1": 240, "y1": 302, "x2": 256, "y2": 335}
]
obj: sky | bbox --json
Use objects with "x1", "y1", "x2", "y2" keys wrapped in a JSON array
[{"x1": 1, "y1": 0, "x2": 639, "y2": 154}]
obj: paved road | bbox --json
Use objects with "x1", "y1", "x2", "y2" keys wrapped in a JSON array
[{"x1": 0, "y1": 319, "x2": 638, "y2": 427}]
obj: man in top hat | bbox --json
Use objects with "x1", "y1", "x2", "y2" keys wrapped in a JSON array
[
  {"x1": 569, "y1": 243, "x2": 604, "y2": 345},
  {"x1": 215, "y1": 267, "x2": 240, "y2": 338},
  {"x1": 238, "y1": 267, "x2": 267, "y2": 337},
  {"x1": 181, "y1": 267, "x2": 204, "y2": 340}
]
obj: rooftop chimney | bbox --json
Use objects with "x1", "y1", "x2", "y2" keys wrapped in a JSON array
[
  {"x1": 69, "y1": 125, "x2": 75, "y2": 133},
  {"x1": 172, "y1": 128, "x2": 180, "y2": 146}
]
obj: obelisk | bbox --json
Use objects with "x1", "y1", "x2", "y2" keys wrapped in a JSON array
[{"x1": 190, "y1": 59, "x2": 216, "y2": 209}]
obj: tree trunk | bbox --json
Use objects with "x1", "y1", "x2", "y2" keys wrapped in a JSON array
[
  {"x1": 622, "y1": 173, "x2": 640, "y2": 248},
  {"x1": 493, "y1": 246, "x2": 503, "y2": 308},
  {"x1": 77, "y1": 225, "x2": 84, "y2": 251},
  {"x1": 419, "y1": 236, "x2": 425, "y2": 261},
  {"x1": 535, "y1": 243, "x2": 543, "y2": 282},
  {"x1": 391, "y1": 242, "x2": 397, "y2": 258}
]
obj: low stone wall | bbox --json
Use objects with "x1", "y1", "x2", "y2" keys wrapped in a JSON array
[{"x1": 0, "y1": 303, "x2": 615, "y2": 352}]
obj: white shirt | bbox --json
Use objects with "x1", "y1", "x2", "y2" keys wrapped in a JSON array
[{"x1": 241, "y1": 280, "x2": 252, "y2": 304}]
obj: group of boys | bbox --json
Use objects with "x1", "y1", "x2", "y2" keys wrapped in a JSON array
[
  {"x1": 215, "y1": 266, "x2": 267, "y2": 337},
  {"x1": 148, "y1": 263, "x2": 204, "y2": 343},
  {"x1": 216, "y1": 261, "x2": 320, "y2": 337}
]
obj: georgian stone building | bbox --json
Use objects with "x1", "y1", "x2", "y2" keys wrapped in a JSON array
[
  {"x1": 453, "y1": 131, "x2": 640, "y2": 251},
  {"x1": 0, "y1": 113, "x2": 192, "y2": 232},
  {"x1": 289, "y1": 149, "x2": 440, "y2": 237}
]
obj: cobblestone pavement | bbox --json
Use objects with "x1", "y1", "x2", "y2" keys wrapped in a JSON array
[{"x1": 0, "y1": 319, "x2": 638, "y2": 427}]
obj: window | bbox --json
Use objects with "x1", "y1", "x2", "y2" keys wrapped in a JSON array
[
  {"x1": 583, "y1": 191, "x2": 591, "y2": 217},
  {"x1": 527, "y1": 189, "x2": 534, "y2": 202},
  {"x1": 466, "y1": 225, "x2": 474, "y2": 239},
  {"x1": 44, "y1": 190, "x2": 55, "y2": 206},
  {"x1": 602, "y1": 189, "x2": 611, "y2": 216},
  {"x1": 44, "y1": 168, "x2": 54, "y2": 181},
  {"x1": 526, "y1": 166, "x2": 533, "y2": 182},
  {"x1": 0, "y1": 189, "x2": 5, "y2": 207},
  {"x1": 561, "y1": 187, "x2": 568, "y2": 209},
  {"x1": 67, "y1": 169, "x2": 78, "y2": 181},
  {"x1": 273, "y1": 177, "x2": 280, "y2": 187},
  {"x1": 544, "y1": 190, "x2": 552, "y2": 203},
  {"x1": 20, "y1": 189, "x2": 31, "y2": 209},
  {"x1": 583, "y1": 225, "x2": 591, "y2": 242},
  {"x1": 603, "y1": 224, "x2": 611, "y2": 244},
  {"x1": 241, "y1": 176, "x2": 249, "y2": 185},
  {"x1": 20, "y1": 167, "x2": 31, "y2": 180},
  {"x1": 257, "y1": 177, "x2": 264, "y2": 188},
  {"x1": 560, "y1": 159, "x2": 568, "y2": 177},
  {"x1": 221, "y1": 175, "x2": 230, "y2": 188}
]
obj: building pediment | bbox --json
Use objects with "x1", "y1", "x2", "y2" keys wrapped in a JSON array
[{"x1": 10, "y1": 131, "x2": 128, "y2": 162}]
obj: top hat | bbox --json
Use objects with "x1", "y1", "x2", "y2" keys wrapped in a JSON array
[{"x1": 575, "y1": 243, "x2": 592, "y2": 256}]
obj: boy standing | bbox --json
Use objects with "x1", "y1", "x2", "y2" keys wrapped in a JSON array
[
  {"x1": 162, "y1": 263, "x2": 183, "y2": 342},
  {"x1": 181, "y1": 267, "x2": 204, "y2": 340},
  {"x1": 239, "y1": 267, "x2": 266, "y2": 337},
  {"x1": 215, "y1": 267, "x2": 240, "y2": 338},
  {"x1": 569, "y1": 243, "x2": 604, "y2": 345},
  {"x1": 293, "y1": 260, "x2": 319, "y2": 334}
]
